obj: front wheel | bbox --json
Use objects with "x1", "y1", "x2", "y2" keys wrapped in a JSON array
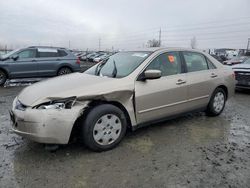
[
  {"x1": 206, "y1": 88, "x2": 226, "y2": 116},
  {"x1": 0, "y1": 70, "x2": 7, "y2": 86},
  {"x1": 82, "y1": 104, "x2": 127, "y2": 152}
]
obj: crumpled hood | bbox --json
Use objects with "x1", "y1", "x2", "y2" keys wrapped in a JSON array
[{"x1": 17, "y1": 73, "x2": 133, "y2": 106}]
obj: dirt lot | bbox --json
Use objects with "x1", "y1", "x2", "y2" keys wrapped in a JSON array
[{"x1": 0, "y1": 81, "x2": 250, "y2": 188}]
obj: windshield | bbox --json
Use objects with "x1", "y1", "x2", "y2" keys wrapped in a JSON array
[
  {"x1": 85, "y1": 51, "x2": 151, "y2": 78},
  {"x1": 1, "y1": 49, "x2": 20, "y2": 59},
  {"x1": 244, "y1": 58, "x2": 250, "y2": 64}
]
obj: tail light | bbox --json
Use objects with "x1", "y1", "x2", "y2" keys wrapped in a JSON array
[{"x1": 76, "y1": 58, "x2": 81, "y2": 65}]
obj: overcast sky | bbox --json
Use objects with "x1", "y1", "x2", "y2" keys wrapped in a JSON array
[{"x1": 1, "y1": 0, "x2": 250, "y2": 50}]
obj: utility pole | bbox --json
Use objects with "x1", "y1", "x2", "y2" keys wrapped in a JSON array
[
  {"x1": 98, "y1": 38, "x2": 101, "y2": 51},
  {"x1": 246, "y1": 38, "x2": 250, "y2": 52},
  {"x1": 158, "y1": 27, "x2": 161, "y2": 47},
  {"x1": 68, "y1": 40, "x2": 71, "y2": 49}
]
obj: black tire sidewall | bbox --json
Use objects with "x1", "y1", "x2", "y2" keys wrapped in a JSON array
[
  {"x1": 0, "y1": 70, "x2": 7, "y2": 86},
  {"x1": 58, "y1": 67, "x2": 72, "y2": 76},
  {"x1": 82, "y1": 104, "x2": 127, "y2": 152},
  {"x1": 207, "y1": 88, "x2": 226, "y2": 116}
]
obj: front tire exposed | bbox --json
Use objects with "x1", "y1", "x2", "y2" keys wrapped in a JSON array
[
  {"x1": 0, "y1": 70, "x2": 7, "y2": 86},
  {"x1": 206, "y1": 88, "x2": 226, "y2": 116},
  {"x1": 82, "y1": 104, "x2": 127, "y2": 152}
]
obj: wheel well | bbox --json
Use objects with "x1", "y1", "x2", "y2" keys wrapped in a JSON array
[
  {"x1": 57, "y1": 66, "x2": 73, "y2": 74},
  {"x1": 0, "y1": 68, "x2": 8, "y2": 78},
  {"x1": 88, "y1": 100, "x2": 132, "y2": 128},
  {"x1": 217, "y1": 85, "x2": 228, "y2": 100},
  {"x1": 69, "y1": 100, "x2": 132, "y2": 143}
]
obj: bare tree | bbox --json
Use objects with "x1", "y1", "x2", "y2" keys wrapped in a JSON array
[
  {"x1": 147, "y1": 39, "x2": 160, "y2": 47},
  {"x1": 190, "y1": 36, "x2": 197, "y2": 49}
]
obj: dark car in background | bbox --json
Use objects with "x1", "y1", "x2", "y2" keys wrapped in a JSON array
[
  {"x1": 223, "y1": 56, "x2": 249, "y2": 66},
  {"x1": 232, "y1": 58, "x2": 250, "y2": 89},
  {"x1": 211, "y1": 54, "x2": 224, "y2": 63},
  {"x1": 0, "y1": 46, "x2": 81, "y2": 86}
]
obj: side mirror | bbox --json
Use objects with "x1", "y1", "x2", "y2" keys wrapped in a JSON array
[
  {"x1": 12, "y1": 55, "x2": 19, "y2": 61},
  {"x1": 138, "y1": 69, "x2": 162, "y2": 81}
]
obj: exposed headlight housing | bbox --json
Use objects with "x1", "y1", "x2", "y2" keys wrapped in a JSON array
[
  {"x1": 15, "y1": 100, "x2": 27, "y2": 111},
  {"x1": 36, "y1": 96, "x2": 76, "y2": 110}
]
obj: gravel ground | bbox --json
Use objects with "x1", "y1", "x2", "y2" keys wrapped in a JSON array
[{"x1": 0, "y1": 82, "x2": 250, "y2": 188}]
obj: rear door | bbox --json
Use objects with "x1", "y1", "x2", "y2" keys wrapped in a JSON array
[
  {"x1": 135, "y1": 51, "x2": 188, "y2": 124},
  {"x1": 181, "y1": 51, "x2": 219, "y2": 110},
  {"x1": 36, "y1": 48, "x2": 62, "y2": 76},
  {"x1": 8, "y1": 48, "x2": 38, "y2": 78}
]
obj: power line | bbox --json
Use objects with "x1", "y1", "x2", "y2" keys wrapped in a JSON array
[{"x1": 160, "y1": 16, "x2": 250, "y2": 29}]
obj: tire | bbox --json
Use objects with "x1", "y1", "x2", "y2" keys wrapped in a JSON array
[
  {"x1": 0, "y1": 70, "x2": 7, "y2": 86},
  {"x1": 57, "y1": 67, "x2": 72, "y2": 76},
  {"x1": 82, "y1": 104, "x2": 127, "y2": 152},
  {"x1": 206, "y1": 88, "x2": 226, "y2": 116}
]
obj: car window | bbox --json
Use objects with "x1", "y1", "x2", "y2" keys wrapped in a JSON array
[
  {"x1": 58, "y1": 50, "x2": 67, "y2": 57},
  {"x1": 206, "y1": 58, "x2": 216, "y2": 69},
  {"x1": 183, "y1": 52, "x2": 208, "y2": 72},
  {"x1": 146, "y1": 52, "x2": 182, "y2": 77},
  {"x1": 37, "y1": 48, "x2": 59, "y2": 58},
  {"x1": 244, "y1": 58, "x2": 250, "y2": 64},
  {"x1": 38, "y1": 51, "x2": 59, "y2": 58},
  {"x1": 17, "y1": 49, "x2": 36, "y2": 59}
]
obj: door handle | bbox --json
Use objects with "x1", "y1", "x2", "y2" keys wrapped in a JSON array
[
  {"x1": 56, "y1": 59, "x2": 61, "y2": 61},
  {"x1": 176, "y1": 79, "x2": 186, "y2": 85},
  {"x1": 31, "y1": 59, "x2": 36, "y2": 62},
  {"x1": 210, "y1": 73, "x2": 218, "y2": 78}
]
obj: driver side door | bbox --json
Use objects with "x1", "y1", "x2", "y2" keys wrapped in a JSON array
[
  {"x1": 134, "y1": 51, "x2": 188, "y2": 124},
  {"x1": 8, "y1": 49, "x2": 38, "y2": 78}
]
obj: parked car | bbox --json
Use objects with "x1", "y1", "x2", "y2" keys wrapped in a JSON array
[
  {"x1": 85, "y1": 53, "x2": 98, "y2": 61},
  {"x1": 0, "y1": 46, "x2": 81, "y2": 86},
  {"x1": 232, "y1": 58, "x2": 250, "y2": 89},
  {"x1": 93, "y1": 54, "x2": 111, "y2": 63},
  {"x1": 88, "y1": 53, "x2": 105, "y2": 62},
  {"x1": 79, "y1": 52, "x2": 90, "y2": 61},
  {"x1": 223, "y1": 56, "x2": 249, "y2": 66},
  {"x1": 211, "y1": 54, "x2": 224, "y2": 63},
  {"x1": 10, "y1": 48, "x2": 235, "y2": 151}
]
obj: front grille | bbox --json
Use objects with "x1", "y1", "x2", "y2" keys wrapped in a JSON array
[{"x1": 235, "y1": 71, "x2": 250, "y2": 82}]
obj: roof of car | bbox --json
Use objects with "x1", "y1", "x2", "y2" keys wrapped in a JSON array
[
  {"x1": 125, "y1": 47, "x2": 204, "y2": 53},
  {"x1": 28, "y1": 46, "x2": 67, "y2": 50}
]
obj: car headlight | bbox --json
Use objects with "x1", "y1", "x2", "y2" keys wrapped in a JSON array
[
  {"x1": 36, "y1": 96, "x2": 76, "y2": 110},
  {"x1": 15, "y1": 100, "x2": 27, "y2": 111}
]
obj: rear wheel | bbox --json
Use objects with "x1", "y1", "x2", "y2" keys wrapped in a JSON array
[
  {"x1": 206, "y1": 88, "x2": 226, "y2": 116},
  {"x1": 82, "y1": 104, "x2": 127, "y2": 152},
  {"x1": 0, "y1": 70, "x2": 7, "y2": 86},
  {"x1": 57, "y1": 67, "x2": 72, "y2": 76}
]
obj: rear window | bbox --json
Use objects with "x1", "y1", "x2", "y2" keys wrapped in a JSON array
[
  {"x1": 58, "y1": 50, "x2": 67, "y2": 57},
  {"x1": 183, "y1": 52, "x2": 209, "y2": 72}
]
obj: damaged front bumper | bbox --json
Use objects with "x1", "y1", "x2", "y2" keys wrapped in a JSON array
[{"x1": 10, "y1": 97, "x2": 89, "y2": 144}]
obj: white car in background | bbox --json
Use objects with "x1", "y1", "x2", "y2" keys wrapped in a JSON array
[{"x1": 93, "y1": 54, "x2": 111, "y2": 63}]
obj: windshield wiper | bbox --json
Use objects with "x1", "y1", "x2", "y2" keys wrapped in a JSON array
[
  {"x1": 95, "y1": 61, "x2": 106, "y2": 76},
  {"x1": 112, "y1": 60, "x2": 117, "y2": 78}
]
